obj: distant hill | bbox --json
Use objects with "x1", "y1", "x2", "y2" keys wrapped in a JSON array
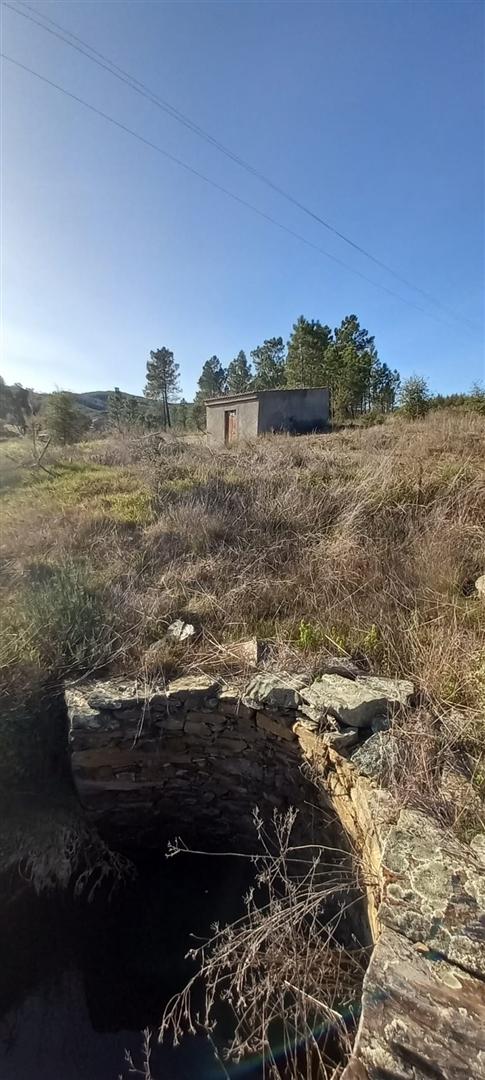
[
  {"x1": 33, "y1": 389, "x2": 146, "y2": 419},
  {"x1": 1, "y1": 382, "x2": 195, "y2": 432}
]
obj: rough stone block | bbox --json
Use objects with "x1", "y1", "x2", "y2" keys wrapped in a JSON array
[
  {"x1": 342, "y1": 926, "x2": 485, "y2": 1080},
  {"x1": 300, "y1": 674, "x2": 414, "y2": 729},
  {"x1": 380, "y1": 808, "x2": 485, "y2": 979},
  {"x1": 244, "y1": 673, "x2": 307, "y2": 710}
]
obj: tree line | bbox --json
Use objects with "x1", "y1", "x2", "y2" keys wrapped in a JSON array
[{"x1": 139, "y1": 313, "x2": 401, "y2": 431}]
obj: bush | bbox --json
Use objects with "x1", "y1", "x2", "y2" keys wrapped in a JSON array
[
  {"x1": 1, "y1": 558, "x2": 118, "y2": 680},
  {"x1": 400, "y1": 375, "x2": 431, "y2": 419}
]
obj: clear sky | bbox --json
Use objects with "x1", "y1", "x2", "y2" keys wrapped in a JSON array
[{"x1": 1, "y1": 0, "x2": 484, "y2": 399}]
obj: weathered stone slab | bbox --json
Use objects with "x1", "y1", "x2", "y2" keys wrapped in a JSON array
[
  {"x1": 300, "y1": 674, "x2": 414, "y2": 729},
  {"x1": 74, "y1": 679, "x2": 148, "y2": 711},
  {"x1": 380, "y1": 808, "x2": 485, "y2": 978},
  {"x1": 343, "y1": 926, "x2": 485, "y2": 1080},
  {"x1": 165, "y1": 675, "x2": 221, "y2": 704},
  {"x1": 244, "y1": 673, "x2": 307, "y2": 710}
]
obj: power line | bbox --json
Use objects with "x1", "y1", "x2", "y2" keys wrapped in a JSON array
[
  {"x1": 5, "y1": 0, "x2": 473, "y2": 329},
  {"x1": 0, "y1": 51, "x2": 463, "y2": 330}
]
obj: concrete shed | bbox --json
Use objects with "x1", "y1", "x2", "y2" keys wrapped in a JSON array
[{"x1": 206, "y1": 388, "x2": 330, "y2": 445}]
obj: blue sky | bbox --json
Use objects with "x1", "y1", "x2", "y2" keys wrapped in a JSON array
[{"x1": 1, "y1": 0, "x2": 484, "y2": 399}]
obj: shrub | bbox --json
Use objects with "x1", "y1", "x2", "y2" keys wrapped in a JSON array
[
  {"x1": 1, "y1": 558, "x2": 117, "y2": 679},
  {"x1": 399, "y1": 375, "x2": 431, "y2": 419}
]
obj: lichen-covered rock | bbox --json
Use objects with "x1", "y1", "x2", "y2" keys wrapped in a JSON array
[
  {"x1": 300, "y1": 674, "x2": 414, "y2": 729},
  {"x1": 380, "y1": 808, "x2": 485, "y2": 979},
  {"x1": 243, "y1": 673, "x2": 307, "y2": 710},
  {"x1": 78, "y1": 679, "x2": 147, "y2": 711},
  {"x1": 343, "y1": 926, "x2": 485, "y2": 1080},
  {"x1": 350, "y1": 732, "x2": 398, "y2": 780}
]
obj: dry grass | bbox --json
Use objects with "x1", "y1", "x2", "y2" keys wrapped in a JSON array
[
  {"x1": 160, "y1": 809, "x2": 367, "y2": 1079},
  {"x1": 1, "y1": 411, "x2": 485, "y2": 824}
]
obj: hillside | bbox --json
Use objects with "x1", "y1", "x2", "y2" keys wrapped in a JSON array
[{"x1": 34, "y1": 388, "x2": 146, "y2": 419}]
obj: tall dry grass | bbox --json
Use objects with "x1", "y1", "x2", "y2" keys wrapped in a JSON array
[{"x1": 1, "y1": 411, "x2": 484, "y2": 822}]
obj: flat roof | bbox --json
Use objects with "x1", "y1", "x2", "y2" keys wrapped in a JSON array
[{"x1": 205, "y1": 387, "x2": 328, "y2": 407}]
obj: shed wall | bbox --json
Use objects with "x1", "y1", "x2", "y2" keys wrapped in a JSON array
[
  {"x1": 206, "y1": 398, "x2": 259, "y2": 444},
  {"x1": 259, "y1": 388, "x2": 330, "y2": 434}
]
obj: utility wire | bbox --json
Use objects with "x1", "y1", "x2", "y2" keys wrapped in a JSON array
[
  {"x1": 2, "y1": 50, "x2": 461, "y2": 330},
  {"x1": 5, "y1": 0, "x2": 473, "y2": 329}
]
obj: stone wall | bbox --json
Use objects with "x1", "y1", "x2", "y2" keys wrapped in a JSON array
[
  {"x1": 67, "y1": 668, "x2": 485, "y2": 1079},
  {"x1": 67, "y1": 674, "x2": 326, "y2": 850}
]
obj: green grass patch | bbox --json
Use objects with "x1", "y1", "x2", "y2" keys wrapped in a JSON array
[{"x1": 1, "y1": 462, "x2": 155, "y2": 525}]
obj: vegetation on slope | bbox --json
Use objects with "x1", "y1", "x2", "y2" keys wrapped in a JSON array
[{"x1": 0, "y1": 410, "x2": 484, "y2": 831}]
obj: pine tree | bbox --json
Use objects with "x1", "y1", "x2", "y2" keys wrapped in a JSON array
[
  {"x1": 193, "y1": 356, "x2": 226, "y2": 429},
  {"x1": 285, "y1": 317, "x2": 332, "y2": 388},
  {"x1": 145, "y1": 347, "x2": 181, "y2": 429},
  {"x1": 250, "y1": 337, "x2": 286, "y2": 389},
  {"x1": 107, "y1": 387, "x2": 125, "y2": 431},
  {"x1": 324, "y1": 315, "x2": 377, "y2": 419},
  {"x1": 226, "y1": 350, "x2": 253, "y2": 394},
  {"x1": 45, "y1": 392, "x2": 90, "y2": 445},
  {"x1": 124, "y1": 395, "x2": 141, "y2": 429},
  {"x1": 370, "y1": 362, "x2": 400, "y2": 413}
]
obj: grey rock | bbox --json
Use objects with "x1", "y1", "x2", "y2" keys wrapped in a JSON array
[
  {"x1": 300, "y1": 674, "x2": 414, "y2": 729},
  {"x1": 380, "y1": 808, "x2": 485, "y2": 979},
  {"x1": 79, "y1": 679, "x2": 146, "y2": 712},
  {"x1": 244, "y1": 673, "x2": 307, "y2": 711},
  {"x1": 350, "y1": 732, "x2": 397, "y2": 780},
  {"x1": 320, "y1": 656, "x2": 362, "y2": 681},
  {"x1": 358, "y1": 675, "x2": 414, "y2": 705},
  {"x1": 343, "y1": 926, "x2": 485, "y2": 1080},
  {"x1": 166, "y1": 676, "x2": 220, "y2": 703},
  {"x1": 66, "y1": 689, "x2": 120, "y2": 733}
]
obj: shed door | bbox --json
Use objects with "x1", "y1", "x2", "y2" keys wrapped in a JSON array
[{"x1": 224, "y1": 409, "x2": 237, "y2": 444}]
